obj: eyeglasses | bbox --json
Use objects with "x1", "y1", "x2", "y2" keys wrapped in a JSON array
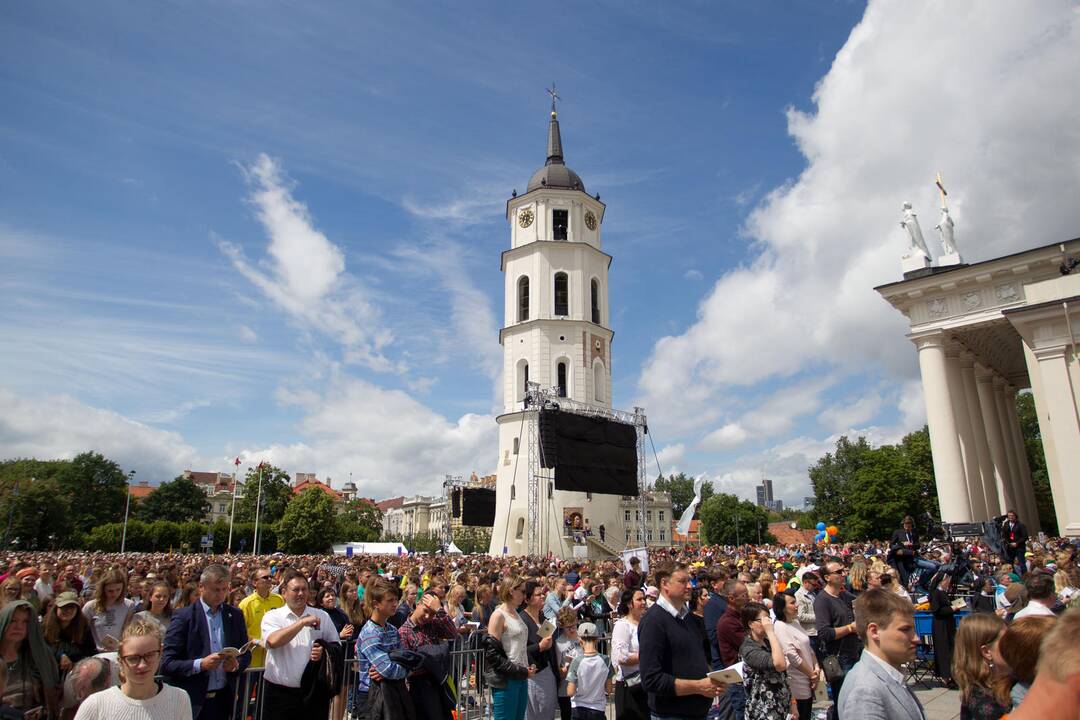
[
  {"x1": 256, "y1": 575, "x2": 271, "y2": 581},
  {"x1": 119, "y1": 650, "x2": 161, "y2": 668}
]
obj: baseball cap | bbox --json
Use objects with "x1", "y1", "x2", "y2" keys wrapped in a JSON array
[
  {"x1": 55, "y1": 591, "x2": 81, "y2": 608},
  {"x1": 645, "y1": 585, "x2": 659, "y2": 598},
  {"x1": 577, "y1": 622, "x2": 599, "y2": 639}
]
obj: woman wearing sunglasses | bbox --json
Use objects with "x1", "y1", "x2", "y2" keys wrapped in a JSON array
[{"x1": 73, "y1": 619, "x2": 191, "y2": 720}]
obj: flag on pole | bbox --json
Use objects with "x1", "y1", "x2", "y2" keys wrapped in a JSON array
[
  {"x1": 676, "y1": 476, "x2": 705, "y2": 538},
  {"x1": 234, "y1": 457, "x2": 241, "y2": 466}
]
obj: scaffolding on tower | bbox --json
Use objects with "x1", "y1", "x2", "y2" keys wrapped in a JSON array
[{"x1": 523, "y1": 381, "x2": 648, "y2": 557}]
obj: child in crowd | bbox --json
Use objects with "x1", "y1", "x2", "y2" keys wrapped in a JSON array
[{"x1": 566, "y1": 622, "x2": 613, "y2": 720}]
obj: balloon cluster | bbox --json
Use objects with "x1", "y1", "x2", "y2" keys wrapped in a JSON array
[{"x1": 815, "y1": 522, "x2": 839, "y2": 545}]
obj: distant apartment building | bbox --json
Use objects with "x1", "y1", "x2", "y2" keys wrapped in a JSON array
[{"x1": 183, "y1": 470, "x2": 240, "y2": 523}]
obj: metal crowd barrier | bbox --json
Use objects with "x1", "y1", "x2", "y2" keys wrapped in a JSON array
[{"x1": 216, "y1": 632, "x2": 620, "y2": 720}]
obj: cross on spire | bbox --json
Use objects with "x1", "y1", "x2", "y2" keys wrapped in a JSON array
[{"x1": 547, "y1": 83, "x2": 560, "y2": 114}]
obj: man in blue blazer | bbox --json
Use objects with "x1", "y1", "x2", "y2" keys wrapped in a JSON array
[{"x1": 162, "y1": 564, "x2": 251, "y2": 720}]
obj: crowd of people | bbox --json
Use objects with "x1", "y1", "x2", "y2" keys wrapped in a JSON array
[{"x1": 0, "y1": 510, "x2": 1077, "y2": 720}]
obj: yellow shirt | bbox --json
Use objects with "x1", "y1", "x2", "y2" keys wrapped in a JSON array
[{"x1": 238, "y1": 591, "x2": 285, "y2": 668}]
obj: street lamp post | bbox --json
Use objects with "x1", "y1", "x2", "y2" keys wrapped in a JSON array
[
  {"x1": 121, "y1": 470, "x2": 135, "y2": 553},
  {"x1": 252, "y1": 462, "x2": 265, "y2": 556}
]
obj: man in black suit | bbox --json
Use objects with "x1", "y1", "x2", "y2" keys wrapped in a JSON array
[
  {"x1": 889, "y1": 515, "x2": 920, "y2": 588},
  {"x1": 1001, "y1": 509, "x2": 1029, "y2": 575},
  {"x1": 162, "y1": 564, "x2": 250, "y2": 720}
]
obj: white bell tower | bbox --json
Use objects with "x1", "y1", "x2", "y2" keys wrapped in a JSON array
[{"x1": 489, "y1": 96, "x2": 627, "y2": 557}]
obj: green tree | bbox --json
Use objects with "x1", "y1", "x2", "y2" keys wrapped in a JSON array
[
  {"x1": 334, "y1": 499, "x2": 383, "y2": 543},
  {"x1": 276, "y1": 488, "x2": 337, "y2": 554},
  {"x1": 0, "y1": 477, "x2": 75, "y2": 549},
  {"x1": 234, "y1": 464, "x2": 292, "y2": 525},
  {"x1": 808, "y1": 436, "x2": 873, "y2": 527},
  {"x1": 136, "y1": 476, "x2": 211, "y2": 523},
  {"x1": 1015, "y1": 392, "x2": 1056, "y2": 535},
  {"x1": 54, "y1": 452, "x2": 129, "y2": 534},
  {"x1": 452, "y1": 526, "x2": 493, "y2": 554},
  {"x1": 697, "y1": 493, "x2": 774, "y2": 545},
  {"x1": 653, "y1": 472, "x2": 714, "y2": 519}
]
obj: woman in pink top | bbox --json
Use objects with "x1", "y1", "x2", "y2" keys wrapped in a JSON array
[{"x1": 771, "y1": 593, "x2": 818, "y2": 720}]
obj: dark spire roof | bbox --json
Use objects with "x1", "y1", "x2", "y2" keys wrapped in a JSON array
[{"x1": 528, "y1": 110, "x2": 585, "y2": 193}]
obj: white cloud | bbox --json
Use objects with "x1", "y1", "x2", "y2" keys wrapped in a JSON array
[
  {"x1": 0, "y1": 386, "x2": 202, "y2": 481},
  {"x1": 219, "y1": 154, "x2": 400, "y2": 372},
  {"x1": 238, "y1": 325, "x2": 257, "y2": 343},
  {"x1": 700, "y1": 378, "x2": 832, "y2": 450},
  {"x1": 683, "y1": 269, "x2": 703, "y2": 281},
  {"x1": 701, "y1": 423, "x2": 748, "y2": 449},
  {"x1": 818, "y1": 391, "x2": 883, "y2": 433},
  {"x1": 237, "y1": 377, "x2": 497, "y2": 499},
  {"x1": 639, "y1": 1, "x2": 1080, "y2": 450},
  {"x1": 654, "y1": 442, "x2": 686, "y2": 470}
]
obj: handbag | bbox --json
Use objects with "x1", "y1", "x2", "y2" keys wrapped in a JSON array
[
  {"x1": 622, "y1": 670, "x2": 641, "y2": 688},
  {"x1": 821, "y1": 654, "x2": 846, "y2": 683}
]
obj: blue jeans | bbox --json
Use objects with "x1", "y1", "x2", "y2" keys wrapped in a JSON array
[
  {"x1": 493, "y1": 678, "x2": 528, "y2": 720},
  {"x1": 714, "y1": 682, "x2": 744, "y2": 720}
]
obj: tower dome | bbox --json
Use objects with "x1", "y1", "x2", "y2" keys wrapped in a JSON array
[{"x1": 526, "y1": 110, "x2": 586, "y2": 193}]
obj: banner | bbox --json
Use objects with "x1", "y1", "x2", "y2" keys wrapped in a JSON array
[{"x1": 676, "y1": 476, "x2": 705, "y2": 538}]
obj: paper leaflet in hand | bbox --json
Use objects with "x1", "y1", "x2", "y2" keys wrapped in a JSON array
[{"x1": 707, "y1": 661, "x2": 744, "y2": 685}]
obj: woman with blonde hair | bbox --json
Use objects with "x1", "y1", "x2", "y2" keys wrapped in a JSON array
[
  {"x1": 953, "y1": 612, "x2": 1011, "y2": 719},
  {"x1": 445, "y1": 585, "x2": 467, "y2": 628},
  {"x1": 485, "y1": 576, "x2": 533, "y2": 720},
  {"x1": 847, "y1": 558, "x2": 869, "y2": 595},
  {"x1": 74, "y1": 618, "x2": 191, "y2": 720},
  {"x1": 81, "y1": 569, "x2": 135, "y2": 652},
  {"x1": 0, "y1": 578, "x2": 21, "y2": 609}
]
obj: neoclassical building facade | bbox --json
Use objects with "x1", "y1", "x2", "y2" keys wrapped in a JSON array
[{"x1": 877, "y1": 238, "x2": 1080, "y2": 536}]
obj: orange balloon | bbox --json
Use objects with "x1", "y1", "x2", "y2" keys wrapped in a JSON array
[{"x1": 827, "y1": 526, "x2": 839, "y2": 537}]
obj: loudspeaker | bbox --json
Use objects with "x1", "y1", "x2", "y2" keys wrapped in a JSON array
[{"x1": 451, "y1": 489, "x2": 461, "y2": 518}]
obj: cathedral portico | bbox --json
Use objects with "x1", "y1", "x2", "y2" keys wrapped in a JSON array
[{"x1": 879, "y1": 236, "x2": 1080, "y2": 535}]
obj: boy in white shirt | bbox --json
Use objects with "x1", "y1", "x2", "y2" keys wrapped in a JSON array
[{"x1": 566, "y1": 622, "x2": 613, "y2": 720}]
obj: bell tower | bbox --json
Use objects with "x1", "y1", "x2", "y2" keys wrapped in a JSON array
[{"x1": 489, "y1": 95, "x2": 624, "y2": 557}]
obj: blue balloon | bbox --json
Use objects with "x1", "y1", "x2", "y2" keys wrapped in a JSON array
[{"x1": 816, "y1": 522, "x2": 826, "y2": 531}]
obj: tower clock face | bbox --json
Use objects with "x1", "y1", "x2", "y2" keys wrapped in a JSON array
[
  {"x1": 518, "y1": 207, "x2": 534, "y2": 228},
  {"x1": 584, "y1": 210, "x2": 597, "y2": 231}
]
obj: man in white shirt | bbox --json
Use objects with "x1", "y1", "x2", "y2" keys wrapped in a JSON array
[
  {"x1": 838, "y1": 589, "x2": 925, "y2": 720},
  {"x1": 1015, "y1": 572, "x2": 1058, "y2": 619},
  {"x1": 260, "y1": 569, "x2": 340, "y2": 720}
]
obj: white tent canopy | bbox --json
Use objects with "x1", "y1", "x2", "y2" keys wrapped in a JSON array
[
  {"x1": 445, "y1": 542, "x2": 463, "y2": 554},
  {"x1": 332, "y1": 542, "x2": 407, "y2": 556}
]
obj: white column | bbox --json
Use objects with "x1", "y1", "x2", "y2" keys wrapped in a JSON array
[
  {"x1": 993, "y1": 377, "x2": 1026, "y2": 519},
  {"x1": 1024, "y1": 342, "x2": 1069, "y2": 535},
  {"x1": 975, "y1": 365, "x2": 1014, "y2": 512},
  {"x1": 945, "y1": 344, "x2": 986, "y2": 520},
  {"x1": 1029, "y1": 347, "x2": 1080, "y2": 536},
  {"x1": 913, "y1": 333, "x2": 972, "y2": 523},
  {"x1": 960, "y1": 352, "x2": 1000, "y2": 518},
  {"x1": 1005, "y1": 386, "x2": 1041, "y2": 533}
]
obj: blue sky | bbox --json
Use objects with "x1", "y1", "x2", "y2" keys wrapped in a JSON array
[{"x1": 3, "y1": 1, "x2": 1078, "y2": 506}]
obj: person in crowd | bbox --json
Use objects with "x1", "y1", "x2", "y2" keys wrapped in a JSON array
[
  {"x1": 445, "y1": 584, "x2": 468, "y2": 627},
  {"x1": 972, "y1": 577, "x2": 999, "y2": 614},
  {"x1": 998, "y1": 615, "x2": 1055, "y2": 709},
  {"x1": 565, "y1": 622, "x2": 612, "y2": 720},
  {"x1": 16, "y1": 569, "x2": 42, "y2": 614},
  {"x1": 610, "y1": 588, "x2": 647, "y2": 720},
  {"x1": 82, "y1": 569, "x2": 135, "y2": 652},
  {"x1": 794, "y1": 571, "x2": 820, "y2": 660},
  {"x1": 237, "y1": 566, "x2": 283, "y2": 669},
  {"x1": 174, "y1": 584, "x2": 198, "y2": 611},
  {"x1": 715, "y1": 578, "x2": 748, "y2": 720},
  {"x1": 485, "y1": 576, "x2": 533, "y2": 720},
  {"x1": 544, "y1": 579, "x2": 571, "y2": 622},
  {"x1": 638, "y1": 561, "x2": 724, "y2": 720},
  {"x1": 889, "y1": 515, "x2": 921, "y2": 589},
  {"x1": 772, "y1": 592, "x2": 817, "y2": 720},
  {"x1": 880, "y1": 571, "x2": 911, "y2": 601},
  {"x1": 354, "y1": 578, "x2": 410, "y2": 716},
  {"x1": 847, "y1": 558, "x2": 869, "y2": 596},
  {"x1": 954, "y1": 612, "x2": 1012, "y2": 720},
  {"x1": 61, "y1": 656, "x2": 116, "y2": 720},
  {"x1": 397, "y1": 590, "x2": 457, "y2": 720},
  {"x1": 0, "y1": 579, "x2": 20, "y2": 611},
  {"x1": 471, "y1": 583, "x2": 494, "y2": 626},
  {"x1": 133, "y1": 582, "x2": 173, "y2": 636},
  {"x1": 161, "y1": 564, "x2": 249, "y2": 720},
  {"x1": 43, "y1": 592, "x2": 96, "y2": 676},
  {"x1": 1052, "y1": 570, "x2": 1077, "y2": 604},
  {"x1": 930, "y1": 573, "x2": 958, "y2": 688},
  {"x1": 0, "y1": 600, "x2": 60, "y2": 718},
  {"x1": 554, "y1": 606, "x2": 582, "y2": 720},
  {"x1": 623, "y1": 557, "x2": 644, "y2": 592},
  {"x1": 519, "y1": 579, "x2": 558, "y2": 720},
  {"x1": 689, "y1": 586, "x2": 710, "y2": 620},
  {"x1": 814, "y1": 559, "x2": 860, "y2": 718},
  {"x1": 700, "y1": 569, "x2": 729, "y2": 673},
  {"x1": 739, "y1": 601, "x2": 791, "y2": 720},
  {"x1": 73, "y1": 619, "x2": 191, "y2": 720},
  {"x1": 312, "y1": 587, "x2": 354, "y2": 720},
  {"x1": 260, "y1": 569, "x2": 340, "y2": 720},
  {"x1": 1014, "y1": 572, "x2": 1056, "y2": 619},
  {"x1": 1003, "y1": 608, "x2": 1080, "y2": 720},
  {"x1": 837, "y1": 589, "x2": 923, "y2": 720},
  {"x1": 60, "y1": 567, "x2": 83, "y2": 597},
  {"x1": 1001, "y1": 511, "x2": 1029, "y2": 576}
]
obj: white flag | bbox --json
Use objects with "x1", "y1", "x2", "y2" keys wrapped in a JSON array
[{"x1": 676, "y1": 476, "x2": 705, "y2": 537}]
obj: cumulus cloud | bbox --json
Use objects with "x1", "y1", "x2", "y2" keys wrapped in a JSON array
[
  {"x1": 818, "y1": 391, "x2": 884, "y2": 433},
  {"x1": 219, "y1": 154, "x2": 400, "y2": 372},
  {"x1": 700, "y1": 378, "x2": 833, "y2": 450},
  {"x1": 235, "y1": 377, "x2": 497, "y2": 499},
  {"x1": 0, "y1": 386, "x2": 202, "y2": 480},
  {"x1": 638, "y1": 2, "x2": 1080, "y2": 476},
  {"x1": 238, "y1": 325, "x2": 258, "y2": 343}
]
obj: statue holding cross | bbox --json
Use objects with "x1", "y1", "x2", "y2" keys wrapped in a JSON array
[{"x1": 934, "y1": 172, "x2": 959, "y2": 257}]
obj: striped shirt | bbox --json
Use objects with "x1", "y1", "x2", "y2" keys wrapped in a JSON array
[{"x1": 356, "y1": 619, "x2": 407, "y2": 694}]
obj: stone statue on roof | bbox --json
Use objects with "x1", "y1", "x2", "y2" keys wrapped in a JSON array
[
  {"x1": 936, "y1": 205, "x2": 957, "y2": 256},
  {"x1": 901, "y1": 202, "x2": 930, "y2": 259}
]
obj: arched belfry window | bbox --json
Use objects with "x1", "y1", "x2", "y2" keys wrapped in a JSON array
[
  {"x1": 554, "y1": 272, "x2": 569, "y2": 316},
  {"x1": 516, "y1": 360, "x2": 529, "y2": 403},
  {"x1": 557, "y1": 361, "x2": 568, "y2": 398},
  {"x1": 517, "y1": 276, "x2": 529, "y2": 322},
  {"x1": 591, "y1": 278, "x2": 601, "y2": 325},
  {"x1": 593, "y1": 360, "x2": 604, "y2": 403}
]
